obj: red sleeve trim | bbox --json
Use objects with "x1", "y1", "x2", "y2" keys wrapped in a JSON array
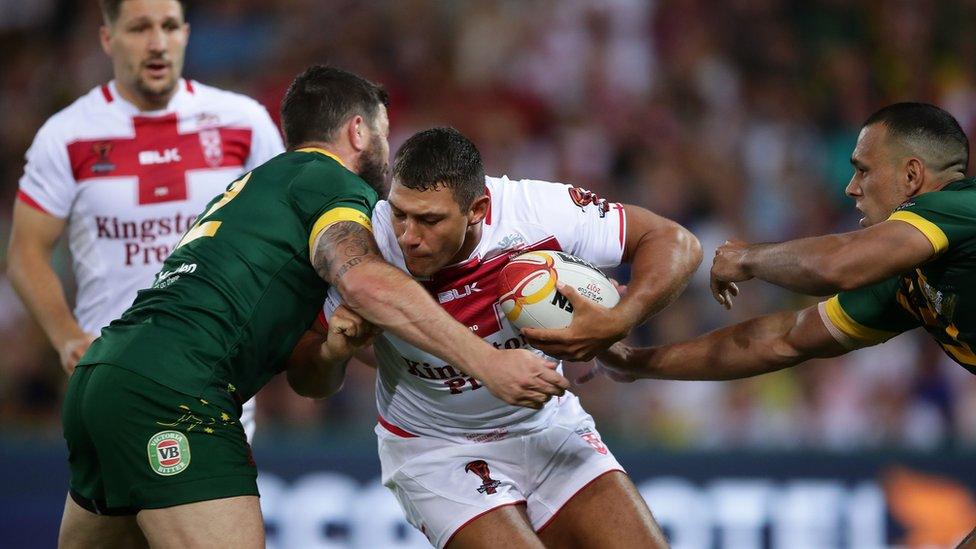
[
  {"x1": 377, "y1": 415, "x2": 418, "y2": 438},
  {"x1": 17, "y1": 190, "x2": 52, "y2": 215},
  {"x1": 615, "y1": 203, "x2": 625, "y2": 247},
  {"x1": 100, "y1": 84, "x2": 113, "y2": 103},
  {"x1": 184, "y1": 79, "x2": 195, "y2": 94},
  {"x1": 316, "y1": 310, "x2": 329, "y2": 331}
]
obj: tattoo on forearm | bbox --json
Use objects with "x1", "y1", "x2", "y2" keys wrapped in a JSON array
[
  {"x1": 312, "y1": 221, "x2": 381, "y2": 284},
  {"x1": 334, "y1": 257, "x2": 366, "y2": 280}
]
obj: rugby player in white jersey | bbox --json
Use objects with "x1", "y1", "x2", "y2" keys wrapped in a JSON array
[
  {"x1": 289, "y1": 127, "x2": 702, "y2": 548},
  {"x1": 7, "y1": 0, "x2": 281, "y2": 457}
]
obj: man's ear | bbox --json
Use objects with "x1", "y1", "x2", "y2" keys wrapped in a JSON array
[
  {"x1": 347, "y1": 115, "x2": 368, "y2": 152},
  {"x1": 467, "y1": 194, "x2": 490, "y2": 225},
  {"x1": 99, "y1": 25, "x2": 112, "y2": 56},
  {"x1": 904, "y1": 157, "x2": 925, "y2": 196}
]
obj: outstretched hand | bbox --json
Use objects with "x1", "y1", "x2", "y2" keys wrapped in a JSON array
[
  {"x1": 521, "y1": 282, "x2": 628, "y2": 362},
  {"x1": 710, "y1": 239, "x2": 750, "y2": 309},
  {"x1": 576, "y1": 342, "x2": 641, "y2": 383}
]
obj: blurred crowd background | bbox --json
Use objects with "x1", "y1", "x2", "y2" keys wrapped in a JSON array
[{"x1": 3, "y1": 0, "x2": 976, "y2": 452}]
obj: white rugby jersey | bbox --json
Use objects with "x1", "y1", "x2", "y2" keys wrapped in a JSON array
[
  {"x1": 17, "y1": 79, "x2": 284, "y2": 333},
  {"x1": 323, "y1": 175, "x2": 626, "y2": 442}
]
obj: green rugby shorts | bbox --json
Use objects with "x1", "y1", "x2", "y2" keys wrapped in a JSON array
[{"x1": 62, "y1": 364, "x2": 258, "y2": 514}]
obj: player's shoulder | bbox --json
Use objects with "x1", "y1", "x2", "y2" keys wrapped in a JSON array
[
  {"x1": 896, "y1": 178, "x2": 976, "y2": 217},
  {"x1": 186, "y1": 80, "x2": 262, "y2": 108},
  {"x1": 33, "y1": 85, "x2": 112, "y2": 142},
  {"x1": 185, "y1": 80, "x2": 271, "y2": 122},
  {"x1": 486, "y1": 175, "x2": 571, "y2": 215},
  {"x1": 290, "y1": 150, "x2": 361, "y2": 183},
  {"x1": 284, "y1": 151, "x2": 377, "y2": 200}
]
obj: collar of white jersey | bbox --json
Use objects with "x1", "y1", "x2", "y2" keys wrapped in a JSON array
[{"x1": 102, "y1": 79, "x2": 195, "y2": 115}]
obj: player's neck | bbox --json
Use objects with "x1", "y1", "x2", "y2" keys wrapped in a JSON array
[
  {"x1": 114, "y1": 80, "x2": 177, "y2": 112},
  {"x1": 450, "y1": 223, "x2": 484, "y2": 265},
  {"x1": 921, "y1": 170, "x2": 968, "y2": 195}
]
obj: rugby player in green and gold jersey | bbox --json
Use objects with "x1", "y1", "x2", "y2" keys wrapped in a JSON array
[
  {"x1": 58, "y1": 66, "x2": 568, "y2": 549},
  {"x1": 584, "y1": 103, "x2": 976, "y2": 547}
]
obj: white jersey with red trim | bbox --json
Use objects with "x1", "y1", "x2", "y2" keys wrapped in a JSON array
[
  {"x1": 324, "y1": 175, "x2": 626, "y2": 442},
  {"x1": 17, "y1": 79, "x2": 284, "y2": 334}
]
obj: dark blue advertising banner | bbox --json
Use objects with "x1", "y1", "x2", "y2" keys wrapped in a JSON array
[{"x1": 3, "y1": 436, "x2": 974, "y2": 548}]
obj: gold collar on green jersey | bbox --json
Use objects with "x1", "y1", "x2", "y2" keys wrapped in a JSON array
[{"x1": 295, "y1": 147, "x2": 347, "y2": 168}]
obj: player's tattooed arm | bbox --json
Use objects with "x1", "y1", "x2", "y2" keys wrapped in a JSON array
[
  {"x1": 309, "y1": 219, "x2": 569, "y2": 409},
  {"x1": 311, "y1": 221, "x2": 382, "y2": 285}
]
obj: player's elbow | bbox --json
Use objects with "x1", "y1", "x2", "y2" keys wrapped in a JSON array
[
  {"x1": 335, "y1": 271, "x2": 379, "y2": 311},
  {"x1": 678, "y1": 225, "x2": 704, "y2": 271},
  {"x1": 767, "y1": 338, "x2": 805, "y2": 369},
  {"x1": 335, "y1": 259, "x2": 396, "y2": 312},
  {"x1": 4, "y1": 239, "x2": 33, "y2": 288},
  {"x1": 656, "y1": 222, "x2": 703, "y2": 273}
]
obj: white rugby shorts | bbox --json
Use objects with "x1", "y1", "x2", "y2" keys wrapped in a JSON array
[
  {"x1": 376, "y1": 395, "x2": 624, "y2": 548},
  {"x1": 241, "y1": 398, "x2": 256, "y2": 442}
]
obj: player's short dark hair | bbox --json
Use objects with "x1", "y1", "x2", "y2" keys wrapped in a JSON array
[
  {"x1": 99, "y1": 0, "x2": 187, "y2": 25},
  {"x1": 392, "y1": 127, "x2": 486, "y2": 210},
  {"x1": 280, "y1": 65, "x2": 389, "y2": 150},
  {"x1": 863, "y1": 102, "x2": 970, "y2": 171}
]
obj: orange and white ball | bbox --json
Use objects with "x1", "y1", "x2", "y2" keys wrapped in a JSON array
[{"x1": 497, "y1": 250, "x2": 619, "y2": 330}]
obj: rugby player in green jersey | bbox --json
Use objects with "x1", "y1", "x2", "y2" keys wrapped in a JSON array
[
  {"x1": 58, "y1": 66, "x2": 568, "y2": 548},
  {"x1": 586, "y1": 103, "x2": 976, "y2": 547}
]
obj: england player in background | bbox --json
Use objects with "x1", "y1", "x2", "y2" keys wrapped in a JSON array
[
  {"x1": 291, "y1": 127, "x2": 702, "y2": 548},
  {"x1": 7, "y1": 0, "x2": 282, "y2": 441}
]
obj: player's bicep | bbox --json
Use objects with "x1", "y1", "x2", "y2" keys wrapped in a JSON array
[
  {"x1": 9, "y1": 200, "x2": 67, "y2": 256},
  {"x1": 831, "y1": 220, "x2": 938, "y2": 289},
  {"x1": 788, "y1": 305, "x2": 849, "y2": 359},
  {"x1": 620, "y1": 203, "x2": 693, "y2": 262},
  {"x1": 310, "y1": 221, "x2": 383, "y2": 285}
]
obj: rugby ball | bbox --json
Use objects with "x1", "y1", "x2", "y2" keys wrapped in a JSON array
[{"x1": 497, "y1": 250, "x2": 619, "y2": 330}]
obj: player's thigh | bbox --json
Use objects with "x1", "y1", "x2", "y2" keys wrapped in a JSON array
[
  {"x1": 59, "y1": 493, "x2": 147, "y2": 549},
  {"x1": 446, "y1": 503, "x2": 544, "y2": 549},
  {"x1": 537, "y1": 471, "x2": 668, "y2": 549},
  {"x1": 137, "y1": 495, "x2": 264, "y2": 549}
]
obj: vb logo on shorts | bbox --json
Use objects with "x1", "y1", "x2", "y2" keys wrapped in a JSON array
[{"x1": 147, "y1": 431, "x2": 191, "y2": 476}]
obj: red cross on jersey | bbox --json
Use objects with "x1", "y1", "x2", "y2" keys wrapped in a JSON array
[
  {"x1": 17, "y1": 79, "x2": 284, "y2": 334},
  {"x1": 66, "y1": 111, "x2": 253, "y2": 205}
]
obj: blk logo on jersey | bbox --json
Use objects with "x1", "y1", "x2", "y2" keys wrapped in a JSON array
[
  {"x1": 465, "y1": 460, "x2": 501, "y2": 494},
  {"x1": 139, "y1": 148, "x2": 182, "y2": 165},
  {"x1": 147, "y1": 430, "x2": 191, "y2": 476},
  {"x1": 437, "y1": 282, "x2": 483, "y2": 304}
]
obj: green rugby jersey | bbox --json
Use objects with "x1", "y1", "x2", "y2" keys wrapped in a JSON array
[
  {"x1": 821, "y1": 177, "x2": 976, "y2": 374},
  {"x1": 79, "y1": 148, "x2": 377, "y2": 400}
]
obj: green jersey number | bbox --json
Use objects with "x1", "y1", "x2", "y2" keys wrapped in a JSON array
[{"x1": 176, "y1": 172, "x2": 251, "y2": 249}]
